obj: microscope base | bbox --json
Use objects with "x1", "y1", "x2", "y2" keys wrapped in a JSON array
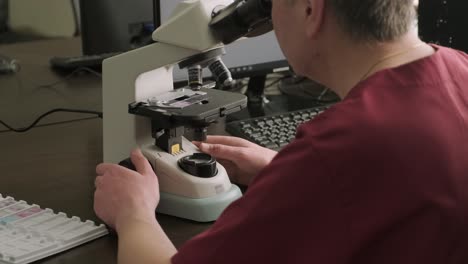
[{"x1": 156, "y1": 184, "x2": 242, "y2": 222}]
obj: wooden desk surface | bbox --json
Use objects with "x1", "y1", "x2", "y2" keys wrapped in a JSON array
[
  {"x1": 0, "y1": 36, "x2": 217, "y2": 259},
  {"x1": 0, "y1": 38, "x2": 239, "y2": 263},
  {"x1": 0, "y1": 38, "x2": 102, "y2": 131},
  {"x1": 0, "y1": 118, "x2": 212, "y2": 263}
]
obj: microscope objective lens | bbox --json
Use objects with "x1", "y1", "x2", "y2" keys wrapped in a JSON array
[
  {"x1": 208, "y1": 59, "x2": 233, "y2": 87},
  {"x1": 188, "y1": 65, "x2": 203, "y2": 89}
]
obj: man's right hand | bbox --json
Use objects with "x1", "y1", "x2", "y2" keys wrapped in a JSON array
[{"x1": 193, "y1": 136, "x2": 277, "y2": 186}]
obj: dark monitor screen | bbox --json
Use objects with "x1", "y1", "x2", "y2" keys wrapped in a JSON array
[
  {"x1": 79, "y1": 0, "x2": 157, "y2": 55},
  {"x1": 159, "y1": 0, "x2": 289, "y2": 83},
  {"x1": 0, "y1": 0, "x2": 7, "y2": 33},
  {"x1": 78, "y1": 0, "x2": 289, "y2": 83},
  {"x1": 418, "y1": 0, "x2": 467, "y2": 52}
]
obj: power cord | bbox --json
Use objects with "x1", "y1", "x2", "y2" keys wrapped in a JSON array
[
  {"x1": 263, "y1": 75, "x2": 290, "y2": 94},
  {"x1": 36, "y1": 67, "x2": 102, "y2": 88},
  {"x1": 0, "y1": 108, "x2": 103, "y2": 133},
  {"x1": 0, "y1": 67, "x2": 104, "y2": 132}
]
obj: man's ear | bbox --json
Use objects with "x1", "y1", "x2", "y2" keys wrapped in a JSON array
[{"x1": 304, "y1": 0, "x2": 325, "y2": 39}]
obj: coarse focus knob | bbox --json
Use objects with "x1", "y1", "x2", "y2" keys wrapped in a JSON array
[{"x1": 178, "y1": 153, "x2": 218, "y2": 178}]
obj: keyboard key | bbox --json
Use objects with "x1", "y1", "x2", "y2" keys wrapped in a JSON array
[
  {"x1": 0, "y1": 194, "x2": 108, "y2": 264},
  {"x1": 226, "y1": 105, "x2": 332, "y2": 150}
]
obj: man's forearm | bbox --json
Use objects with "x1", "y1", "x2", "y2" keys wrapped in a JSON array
[{"x1": 117, "y1": 217, "x2": 177, "y2": 264}]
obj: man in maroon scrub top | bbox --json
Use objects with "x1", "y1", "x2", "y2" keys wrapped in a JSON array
[{"x1": 94, "y1": 0, "x2": 468, "y2": 263}]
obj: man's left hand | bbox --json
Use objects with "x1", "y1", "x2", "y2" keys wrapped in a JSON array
[{"x1": 94, "y1": 149, "x2": 159, "y2": 231}]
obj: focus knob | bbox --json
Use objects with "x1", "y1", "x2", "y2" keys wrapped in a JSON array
[{"x1": 178, "y1": 153, "x2": 218, "y2": 178}]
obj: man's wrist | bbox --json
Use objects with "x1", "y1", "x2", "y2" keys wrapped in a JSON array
[{"x1": 115, "y1": 211, "x2": 157, "y2": 234}]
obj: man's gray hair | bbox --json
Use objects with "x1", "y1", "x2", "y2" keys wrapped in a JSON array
[{"x1": 328, "y1": 0, "x2": 416, "y2": 42}]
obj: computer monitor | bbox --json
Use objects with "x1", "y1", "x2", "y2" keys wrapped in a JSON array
[
  {"x1": 418, "y1": 0, "x2": 466, "y2": 52},
  {"x1": 79, "y1": 0, "x2": 158, "y2": 55},
  {"x1": 158, "y1": 0, "x2": 289, "y2": 84},
  {"x1": 0, "y1": 0, "x2": 7, "y2": 33}
]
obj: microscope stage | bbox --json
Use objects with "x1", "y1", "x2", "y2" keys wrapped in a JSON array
[{"x1": 129, "y1": 87, "x2": 247, "y2": 127}]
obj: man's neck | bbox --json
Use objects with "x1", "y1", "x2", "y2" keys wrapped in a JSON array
[{"x1": 323, "y1": 29, "x2": 434, "y2": 99}]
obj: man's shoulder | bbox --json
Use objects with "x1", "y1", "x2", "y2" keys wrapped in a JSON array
[{"x1": 296, "y1": 100, "x2": 380, "y2": 144}]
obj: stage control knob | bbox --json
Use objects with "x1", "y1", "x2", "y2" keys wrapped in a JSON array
[{"x1": 178, "y1": 153, "x2": 218, "y2": 178}]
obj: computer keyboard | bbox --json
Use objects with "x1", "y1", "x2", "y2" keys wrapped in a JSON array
[
  {"x1": 0, "y1": 193, "x2": 108, "y2": 264},
  {"x1": 226, "y1": 105, "x2": 331, "y2": 151},
  {"x1": 49, "y1": 52, "x2": 121, "y2": 70}
]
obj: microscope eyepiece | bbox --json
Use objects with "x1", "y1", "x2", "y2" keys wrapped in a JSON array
[{"x1": 210, "y1": 0, "x2": 273, "y2": 44}]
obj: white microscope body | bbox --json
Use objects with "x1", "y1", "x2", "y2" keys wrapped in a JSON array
[
  {"x1": 103, "y1": 0, "x2": 273, "y2": 222},
  {"x1": 103, "y1": 0, "x2": 242, "y2": 222}
]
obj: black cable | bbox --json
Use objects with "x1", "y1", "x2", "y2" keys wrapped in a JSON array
[
  {"x1": 264, "y1": 76, "x2": 290, "y2": 90},
  {"x1": 0, "y1": 108, "x2": 103, "y2": 133},
  {"x1": 37, "y1": 67, "x2": 102, "y2": 88},
  {"x1": 230, "y1": 75, "x2": 291, "y2": 94},
  {"x1": 0, "y1": 116, "x2": 99, "y2": 134}
]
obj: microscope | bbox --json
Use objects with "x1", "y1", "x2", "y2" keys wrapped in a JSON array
[{"x1": 102, "y1": 0, "x2": 273, "y2": 222}]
